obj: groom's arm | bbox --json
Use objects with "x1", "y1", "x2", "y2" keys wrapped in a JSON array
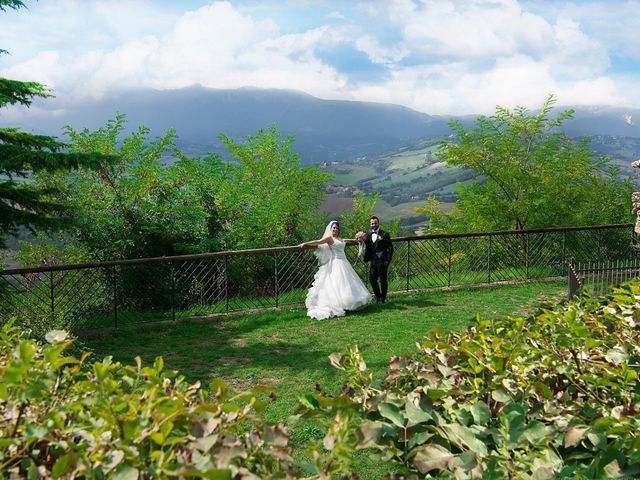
[{"x1": 385, "y1": 233, "x2": 394, "y2": 262}]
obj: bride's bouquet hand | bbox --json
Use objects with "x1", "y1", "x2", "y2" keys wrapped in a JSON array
[{"x1": 355, "y1": 231, "x2": 366, "y2": 257}]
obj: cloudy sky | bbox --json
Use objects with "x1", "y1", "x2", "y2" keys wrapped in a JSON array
[{"x1": 1, "y1": 0, "x2": 639, "y2": 115}]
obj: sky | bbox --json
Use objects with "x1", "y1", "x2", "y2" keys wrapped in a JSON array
[{"x1": 1, "y1": 0, "x2": 640, "y2": 115}]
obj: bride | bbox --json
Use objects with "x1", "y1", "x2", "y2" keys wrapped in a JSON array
[{"x1": 299, "y1": 220, "x2": 372, "y2": 320}]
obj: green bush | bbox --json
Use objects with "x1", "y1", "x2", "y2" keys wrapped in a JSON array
[
  {"x1": 299, "y1": 280, "x2": 640, "y2": 478},
  {"x1": 0, "y1": 322, "x2": 299, "y2": 478},
  {"x1": 5, "y1": 279, "x2": 640, "y2": 478}
]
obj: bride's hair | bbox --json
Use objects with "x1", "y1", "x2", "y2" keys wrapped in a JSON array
[{"x1": 315, "y1": 220, "x2": 338, "y2": 266}]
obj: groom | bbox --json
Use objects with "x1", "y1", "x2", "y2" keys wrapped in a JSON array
[{"x1": 363, "y1": 216, "x2": 393, "y2": 304}]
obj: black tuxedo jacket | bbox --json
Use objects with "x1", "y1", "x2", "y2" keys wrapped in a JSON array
[{"x1": 363, "y1": 229, "x2": 393, "y2": 264}]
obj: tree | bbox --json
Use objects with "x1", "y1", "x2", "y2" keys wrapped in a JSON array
[
  {"x1": 31, "y1": 120, "x2": 333, "y2": 261},
  {"x1": 0, "y1": 0, "x2": 114, "y2": 248},
  {"x1": 339, "y1": 192, "x2": 400, "y2": 238},
  {"x1": 420, "y1": 95, "x2": 632, "y2": 232},
  {"x1": 217, "y1": 125, "x2": 333, "y2": 250},
  {"x1": 40, "y1": 115, "x2": 224, "y2": 261}
]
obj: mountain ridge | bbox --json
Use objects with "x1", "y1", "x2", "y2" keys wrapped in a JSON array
[{"x1": 3, "y1": 85, "x2": 640, "y2": 162}]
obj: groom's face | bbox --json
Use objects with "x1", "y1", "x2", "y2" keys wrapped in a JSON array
[{"x1": 370, "y1": 218, "x2": 379, "y2": 230}]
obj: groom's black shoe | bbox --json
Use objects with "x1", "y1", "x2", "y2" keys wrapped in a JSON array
[{"x1": 376, "y1": 297, "x2": 382, "y2": 304}]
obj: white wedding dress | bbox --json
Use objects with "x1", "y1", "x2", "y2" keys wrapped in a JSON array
[{"x1": 306, "y1": 238, "x2": 372, "y2": 320}]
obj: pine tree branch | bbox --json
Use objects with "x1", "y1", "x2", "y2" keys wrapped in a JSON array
[
  {"x1": 0, "y1": 1, "x2": 26, "y2": 12},
  {"x1": 0, "y1": 78, "x2": 51, "y2": 108}
]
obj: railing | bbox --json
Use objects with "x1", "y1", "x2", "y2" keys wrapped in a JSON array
[
  {"x1": 569, "y1": 258, "x2": 640, "y2": 299},
  {"x1": 0, "y1": 224, "x2": 635, "y2": 331}
]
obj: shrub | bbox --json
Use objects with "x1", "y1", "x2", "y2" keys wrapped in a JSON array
[
  {"x1": 299, "y1": 280, "x2": 640, "y2": 478},
  {"x1": 0, "y1": 321, "x2": 299, "y2": 478}
]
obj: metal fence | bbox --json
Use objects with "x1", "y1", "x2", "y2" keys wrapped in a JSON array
[
  {"x1": 569, "y1": 258, "x2": 640, "y2": 299},
  {"x1": 0, "y1": 224, "x2": 635, "y2": 331}
]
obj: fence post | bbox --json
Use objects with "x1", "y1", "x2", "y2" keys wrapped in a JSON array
[
  {"x1": 525, "y1": 233, "x2": 529, "y2": 279},
  {"x1": 112, "y1": 266, "x2": 118, "y2": 329},
  {"x1": 170, "y1": 263, "x2": 176, "y2": 322},
  {"x1": 561, "y1": 230, "x2": 567, "y2": 276},
  {"x1": 224, "y1": 256, "x2": 229, "y2": 314},
  {"x1": 487, "y1": 236, "x2": 491, "y2": 284},
  {"x1": 568, "y1": 258, "x2": 580, "y2": 300},
  {"x1": 447, "y1": 238, "x2": 452, "y2": 288},
  {"x1": 49, "y1": 270, "x2": 55, "y2": 324},
  {"x1": 406, "y1": 240, "x2": 410, "y2": 291},
  {"x1": 274, "y1": 252, "x2": 279, "y2": 307}
]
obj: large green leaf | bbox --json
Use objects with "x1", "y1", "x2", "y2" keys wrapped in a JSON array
[
  {"x1": 443, "y1": 424, "x2": 488, "y2": 456},
  {"x1": 564, "y1": 426, "x2": 588, "y2": 448},
  {"x1": 522, "y1": 421, "x2": 547, "y2": 444},
  {"x1": 412, "y1": 444, "x2": 454, "y2": 474},
  {"x1": 404, "y1": 397, "x2": 434, "y2": 426},
  {"x1": 378, "y1": 402, "x2": 406, "y2": 428},
  {"x1": 470, "y1": 401, "x2": 491, "y2": 425}
]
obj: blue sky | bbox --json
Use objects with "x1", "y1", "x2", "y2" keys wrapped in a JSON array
[{"x1": 1, "y1": 0, "x2": 640, "y2": 115}]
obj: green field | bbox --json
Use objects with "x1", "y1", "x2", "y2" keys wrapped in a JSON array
[
  {"x1": 323, "y1": 139, "x2": 465, "y2": 225},
  {"x1": 377, "y1": 144, "x2": 439, "y2": 170},
  {"x1": 382, "y1": 145, "x2": 439, "y2": 171},
  {"x1": 330, "y1": 164, "x2": 378, "y2": 185},
  {"x1": 81, "y1": 281, "x2": 565, "y2": 479},
  {"x1": 320, "y1": 196, "x2": 453, "y2": 225},
  {"x1": 374, "y1": 197, "x2": 433, "y2": 218}
]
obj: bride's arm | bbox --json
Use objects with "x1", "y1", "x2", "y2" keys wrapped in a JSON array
[{"x1": 298, "y1": 236, "x2": 334, "y2": 249}]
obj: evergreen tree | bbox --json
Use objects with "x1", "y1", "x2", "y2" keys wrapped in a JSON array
[{"x1": 0, "y1": 0, "x2": 114, "y2": 248}]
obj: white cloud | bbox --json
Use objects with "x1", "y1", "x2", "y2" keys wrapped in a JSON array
[
  {"x1": 326, "y1": 10, "x2": 345, "y2": 20},
  {"x1": 348, "y1": 54, "x2": 624, "y2": 115},
  {"x1": 545, "y1": 17, "x2": 609, "y2": 78},
  {"x1": 387, "y1": 0, "x2": 554, "y2": 60},
  {"x1": 0, "y1": 51, "x2": 62, "y2": 88},
  {"x1": 355, "y1": 35, "x2": 409, "y2": 64},
  {"x1": 0, "y1": 0, "x2": 637, "y2": 114},
  {"x1": 559, "y1": 1, "x2": 640, "y2": 61},
  {"x1": 3, "y1": 1, "x2": 350, "y2": 100}
]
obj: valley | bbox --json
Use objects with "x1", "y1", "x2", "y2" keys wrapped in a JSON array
[{"x1": 321, "y1": 134, "x2": 640, "y2": 231}]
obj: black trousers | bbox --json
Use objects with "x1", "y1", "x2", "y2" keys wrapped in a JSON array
[{"x1": 369, "y1": 260, "x2": 389, "y2": 301}]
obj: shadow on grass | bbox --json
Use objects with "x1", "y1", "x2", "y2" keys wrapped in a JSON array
[
  {"x1": 335, "y1": 293, "x2": 447, "y2": 319},
  {"x1": 82, "y1": 308, "x2": 345, "y2": 380}
]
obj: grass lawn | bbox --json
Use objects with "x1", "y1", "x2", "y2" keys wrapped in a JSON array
[{"x1": 81, "y1": 280, "x2": 564, "y2": 478}]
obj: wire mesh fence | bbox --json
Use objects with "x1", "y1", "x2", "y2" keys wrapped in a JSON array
[
  {"x1": 0, "y1": 224, "x2": 635, "y2": 331},
  {"x1": 570, "y1": 258, "x2": 640, "y2": 299}
]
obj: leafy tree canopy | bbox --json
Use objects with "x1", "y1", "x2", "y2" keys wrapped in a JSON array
[
  {"x1": 339, "y1": 191, "x2": 399, "y2": 238},
  {"x1": 419, "y1": 95, "x2": 632, "y2": 232},
  {"x1": 218, "y1": 125, "x2": 333, "y2": 250},
  {"x1": 39, "y1": 115, "x2": 223, "y2": 260},
  {"x1": 35, "y1": 118, "x2": 333, "y2": 261}
]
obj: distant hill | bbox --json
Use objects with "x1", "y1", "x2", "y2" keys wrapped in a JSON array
[
  {"x1": 561, "y1": 106, "x2": 640, "y2": 138},
  {"x1": 1, "y1": 86, "x2": 452, "y2": 163},
  {"x1": 4, "y1": 86, "x2": 640, "y2": 164}
]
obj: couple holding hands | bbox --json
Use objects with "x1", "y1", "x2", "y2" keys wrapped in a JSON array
[{"x1": 298, "y1": 216, "x2": 393, "y2": 320}]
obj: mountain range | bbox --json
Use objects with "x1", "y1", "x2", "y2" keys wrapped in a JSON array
[{"x1": 5, "y1": 85, "x2": 640, "y2": 163}]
